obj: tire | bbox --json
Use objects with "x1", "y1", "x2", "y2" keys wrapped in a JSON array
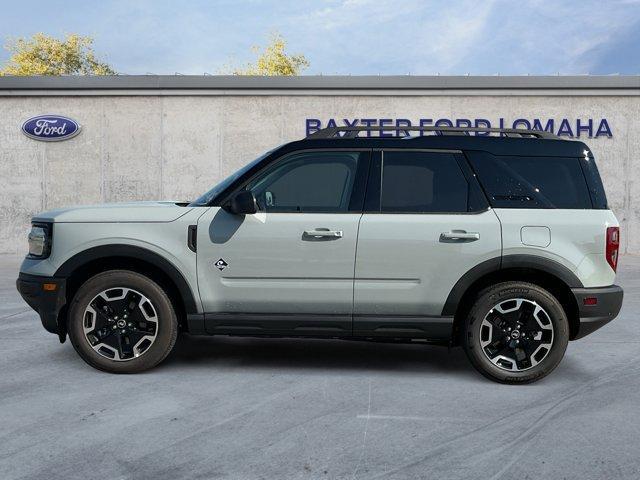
[
  {"x1": 68, "y1": 270, "x2": 178, "y2": 373},
  {"x1": 462, "y1": 281, "x2": 569, "y2": 384}
]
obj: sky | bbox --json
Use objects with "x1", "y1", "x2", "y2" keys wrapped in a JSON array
[{"x1": 0, "y1": 0, "x2": 638, "y2": 75}]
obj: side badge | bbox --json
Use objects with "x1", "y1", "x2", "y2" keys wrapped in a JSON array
[{"x1": 214, "y1": 258, "x2": 228, "y2": 271}]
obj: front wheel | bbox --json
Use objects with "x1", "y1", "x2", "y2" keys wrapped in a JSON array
[
  {"x1": 462, "y1": 281, "x2": 569, "y2": 384},
  {"x1": 68, "y1": 270, "x2": 178, "y2": 373}
]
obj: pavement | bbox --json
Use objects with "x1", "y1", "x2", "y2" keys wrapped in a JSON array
[{"x1": 1, "y1": 255, "x2": 639, "y2": 480}]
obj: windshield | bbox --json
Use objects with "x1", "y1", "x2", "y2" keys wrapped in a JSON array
[{"x1": 189, "y1": 149, "x2": 273, "y2": 206}]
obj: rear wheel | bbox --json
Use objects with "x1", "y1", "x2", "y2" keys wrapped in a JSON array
[
  {"x1": 462, "y1": 281, "x2": 569, "y2": 384},
  {"x1": 68, "y1": 270, "x2": 178, "y2": 373}
]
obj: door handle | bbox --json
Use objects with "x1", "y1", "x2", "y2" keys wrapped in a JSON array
[
  {"x1": 440, "y1": 230, "x2": 480, "y2": 242},
  {"x1": 303, "y1": 228, "x2": 343, "y2": 238}
]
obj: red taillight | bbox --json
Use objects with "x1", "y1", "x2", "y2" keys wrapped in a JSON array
[{"x1": 606, "y1": 226, "x2": 620, "y2": 272}]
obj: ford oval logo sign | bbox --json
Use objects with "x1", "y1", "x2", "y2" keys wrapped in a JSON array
[{"x1": 22, "y1": 115, "x2": 81, "y2": 142}]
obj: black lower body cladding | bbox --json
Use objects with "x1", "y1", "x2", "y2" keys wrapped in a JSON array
[
  {"x1": 571, "y1": 285, "x2": 623, "y2": 339},
  {"x1": 16, "y1": 273, "x2": 67, "y2": 338}
]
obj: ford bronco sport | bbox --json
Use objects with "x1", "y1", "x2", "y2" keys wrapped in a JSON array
[{"x1": 16, "y1": 125, "x2": 623, "y2": 383}]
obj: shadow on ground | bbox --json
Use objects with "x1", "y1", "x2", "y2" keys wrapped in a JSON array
[{"x1": 168, "y1": 334, "x2": 476, "y2": 377}]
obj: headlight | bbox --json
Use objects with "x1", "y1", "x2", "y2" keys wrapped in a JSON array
[{"x1": 28, "y1": 223, "x2": 52, "y2": 258}]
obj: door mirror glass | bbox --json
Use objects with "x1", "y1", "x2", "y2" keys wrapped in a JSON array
[
  {"x1": 226, "y1": 190, "x2": 257, "y2": 215},
  {"x1": 265, "y1": 191, "x2": 275, "y2": 207}
]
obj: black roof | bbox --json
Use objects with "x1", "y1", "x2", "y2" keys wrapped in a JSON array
[{"x1": 283, "y1": 134, "x2": 590, "y2": 157}]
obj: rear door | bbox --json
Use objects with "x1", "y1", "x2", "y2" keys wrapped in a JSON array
[{"x1": 353, "y1": 149, "x2": 502, "y2": 339}]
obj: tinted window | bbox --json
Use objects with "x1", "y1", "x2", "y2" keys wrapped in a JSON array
[
  {"x1": 247, "y1": 151, "x2": 361, "y2": 213},
  {"x1": 467, "y1": 153, "x2": 592, "y2": 209},
  {"x1": 380, "y1": 151, "x2": 469, "y2": 212},
  {"x1": 580, "y1": 154, "x2": 608, "y2": 209}
]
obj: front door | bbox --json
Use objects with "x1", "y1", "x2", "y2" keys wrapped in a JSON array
[
  {"x1": 354, "y1": 149, "x2": 502, "y2": 339},
  {"x1": 196, "y1": 149, "x2": 370, "y2": 336}
]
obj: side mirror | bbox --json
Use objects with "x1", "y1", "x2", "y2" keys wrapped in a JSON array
[{"x1": 226, "y1": 190, "x2": 258, "y2": 215}]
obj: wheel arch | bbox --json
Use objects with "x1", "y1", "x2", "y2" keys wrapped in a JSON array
[
  {"x1": 444, "y1": 255, "x2": 582, "y2": 344},
  {"x1": 55, "y1": 245, "x2": 199, "y2": 334}
]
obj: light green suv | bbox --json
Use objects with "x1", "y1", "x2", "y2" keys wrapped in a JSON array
[{"x1": 17, "y1": 126, "x2": 623, "y2": 383}]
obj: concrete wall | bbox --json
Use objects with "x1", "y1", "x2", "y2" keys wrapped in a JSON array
[{"x1": 1, "y1": 92, "x2": 639, "y2": 254}]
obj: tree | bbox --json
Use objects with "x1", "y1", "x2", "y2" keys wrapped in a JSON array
[
  {"x1": 229, "y1": 33, "x2": 309, "y2": 76},
  {"x1": 0, "y1": 33, "x2": 115, "y2": 76}
]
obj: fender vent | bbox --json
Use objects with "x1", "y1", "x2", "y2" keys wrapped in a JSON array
[{"x1": 187, "y1": 225, "x2": 197, "y2": 252}]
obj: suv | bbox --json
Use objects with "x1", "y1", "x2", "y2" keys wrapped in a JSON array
[{"x1": 16, "y1": 125, "x2": 623, "y2": 383}]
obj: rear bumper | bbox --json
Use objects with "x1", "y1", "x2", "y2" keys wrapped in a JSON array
[
  {"x1": 16, "y1": 273, "x2": 67, "y2": 338},
  {"x1": 571, "y1": 285, "x2": 623, "y2": 339}
]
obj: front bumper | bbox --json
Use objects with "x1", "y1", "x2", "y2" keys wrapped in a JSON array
[
  {"x1": 571, "y1": 285, "x2": 623, "y2": 339},
  {"x1": 16, "y1": 273, "x2": 67, "y2": 341}
]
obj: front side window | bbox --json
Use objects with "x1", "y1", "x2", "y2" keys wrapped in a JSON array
[
  {"x1": 246, "y1": 151, "x2": 362, "y2": 213},
  {"x1": 380, "y1": 151, "x2": 469, "y2": 212}
]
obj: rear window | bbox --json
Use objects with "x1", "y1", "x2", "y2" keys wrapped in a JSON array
[{"x1": 467, "y1": 152, "x2": 593, "y2": 209}]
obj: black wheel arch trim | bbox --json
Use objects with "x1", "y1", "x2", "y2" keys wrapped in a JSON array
[
  {"x1": 442, "y1": 254, "x2": 584, "y2": 316},
  {"x1": 501, "y1": 254, "x2": 584, "y2": 288},
  {"x1": 54, "y1": 244, "x2": 199, "y2": 314}
]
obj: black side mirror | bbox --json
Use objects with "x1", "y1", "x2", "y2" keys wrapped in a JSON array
[{"x1": 226, "y1": 190, "x2": 258, "y2": 215}]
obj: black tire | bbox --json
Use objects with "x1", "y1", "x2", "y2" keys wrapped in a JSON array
[
  {"x1": 68, "y1": 270, "x2": 178, "y2": 373},
  {"x1": 462, "y1": 281, "x2": 569, "y2": 384}
]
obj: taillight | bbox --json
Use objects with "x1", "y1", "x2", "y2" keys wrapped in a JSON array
[{"x1": 606, "y1": 226, "x2": 620, "y2": 272}]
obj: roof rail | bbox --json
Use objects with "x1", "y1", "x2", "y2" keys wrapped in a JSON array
[{"x1": 306, "y1": 125, "x2": 560, "y2": 140}]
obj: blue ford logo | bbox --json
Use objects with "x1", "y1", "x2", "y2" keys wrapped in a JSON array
[{"x1": 22, "y1": 115, "x2": 81, "y2": 142}]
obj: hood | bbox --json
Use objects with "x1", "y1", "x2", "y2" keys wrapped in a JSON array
[{"x1": 32, "y1": 201, "x2": 195, "y2": 223}]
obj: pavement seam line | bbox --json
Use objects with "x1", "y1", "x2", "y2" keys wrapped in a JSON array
[
  {"x1": 352, "y1": 379, "x2": 372, "y2": 480},
  {"x1": 0, "y1": 309, "x2": 31, "y2": 320}
]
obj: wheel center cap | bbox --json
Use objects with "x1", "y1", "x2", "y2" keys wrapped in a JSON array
[
  {"x1": 116, "y1": 319, "x2": 126, "y2": 328},
  {"x1": 510, "y1": 330, "x2": 521, "y2": 340}
]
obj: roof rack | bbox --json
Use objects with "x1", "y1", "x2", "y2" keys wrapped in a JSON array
[{"x1": 306, "y1": 125, "x2": 560, "y2": 140}]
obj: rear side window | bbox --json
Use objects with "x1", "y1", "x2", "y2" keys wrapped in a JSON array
[
  {"x1": 381, "y1": 151, "x2": 469, "y2": 212},
  {"x1": 467, "y1": 152, "x2": 593, "y2": 209}
]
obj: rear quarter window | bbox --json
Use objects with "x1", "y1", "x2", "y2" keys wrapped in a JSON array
[
  {"x1": 580, "y1": 154, "x2": 608, "y2": 209},
  {"x1": 466, "y1": 152, "x2": 593, "y2": 209}
]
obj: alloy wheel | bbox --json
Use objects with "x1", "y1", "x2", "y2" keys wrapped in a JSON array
[
  {"x1": 479, "y1": 298, "x2": 554, "y2": 371},
  {"x1": 82, "y1": 287, "x2": 159, "y2": 361}
]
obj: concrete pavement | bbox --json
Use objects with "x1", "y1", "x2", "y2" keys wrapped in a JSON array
[{"x1": 1, "y1": 254, "x2": 639, "y2": 479}]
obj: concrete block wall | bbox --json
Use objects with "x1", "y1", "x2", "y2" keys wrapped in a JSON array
[{"x1": 0, "y1": 93, "x2": 638, "y2": 255}]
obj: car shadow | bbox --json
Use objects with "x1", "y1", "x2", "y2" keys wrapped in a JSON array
[
  {"x1": 164, "y1": 334, "x2": 478, "y2": 378},
  {"x1": 208, "y1": 208, "x2": 244, "y2": 244}
]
